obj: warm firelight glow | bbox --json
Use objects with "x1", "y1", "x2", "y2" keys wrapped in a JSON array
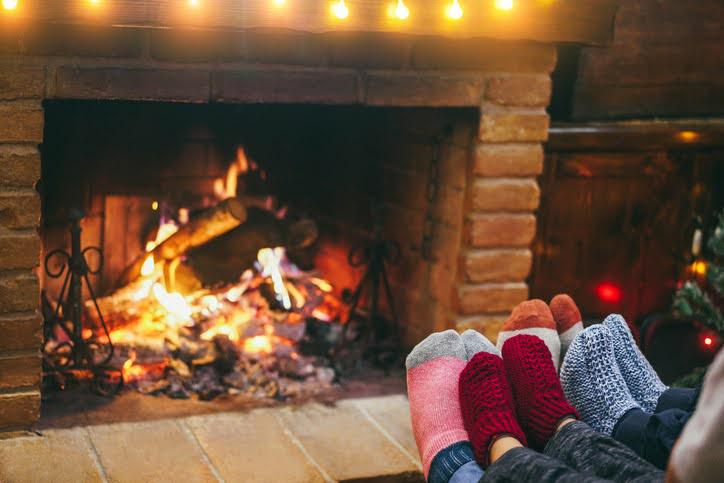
[
  {"x1": 310, "y1": 277, "x2": 333, "y2": 292},
  {"x1": 257, "y1": 247, "x2": 292, "y2": 309},
  {"x1": 388, "y1": 0, "x2": 409, "y2": 19},
  {"x1": 146, "y1": 221, "x2": 178, "y2": 252},
  {"x1": 140, "y1": 255, "x2": 155, "y2": 277},
  {"x1": 2, "y1": 0, "x2": 17, "y2": 11},
  {"x1": 495, "y1": 0, "x2": 513, "y2": 10},
  {"x1": 244, "y1": 335, "x2": 274, "y2": 354},
  {"x1": 152, "y1": 282, "x2": 192, "y2": 325},
  {"x1": 331, "y1": 0, "x2": 349, "y2": 19},
  {"x1": 446, "y1": 0, "x2": 463, "y2": 19}
]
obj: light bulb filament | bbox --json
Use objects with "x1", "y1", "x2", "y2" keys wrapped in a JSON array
[
  {"x1": 446, "y1": 0, "x2": 463, "y2": 19},
  {"x1": 331, "y1": 0, "x2": 349, "y2": 19}
]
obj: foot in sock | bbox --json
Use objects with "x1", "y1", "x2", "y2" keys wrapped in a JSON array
[
  {"x1": 459, "y1": 348, "x2": 527, "y2": 468},
  {"x1": 460, "y1": 329, "x2": 500, "y2": 360},
  {"x1": 560, "y1": 325, "x2": 642, "y2": 435},
  {"x1": 549, "y1": 294, "x2": 583, "y2": 359},
  {"x1": 501, "y1": 334, "x2": 579, "y2": 449},
  {"x1": 497, "y1": 299, "x2": 561, "y2": 372},
  {"x1": 406, "y1": 330, "x2": 470, "y2": 479},
  {"x1": 603, "y1": 314, "x2": 667, "y2": 412}
]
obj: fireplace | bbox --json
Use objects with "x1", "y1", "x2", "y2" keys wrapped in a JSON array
[
  {"x1": 39, "y1": 100, "x2": 479, "y2": 401},
  {"x1": 0, "y1": 0, "x2": 618, "y2": 430}
]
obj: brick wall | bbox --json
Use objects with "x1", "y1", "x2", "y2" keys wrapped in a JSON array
[
  {"x1": 0, "y1": 64, "x2": 43, "y2": 431},
  {"x1": 0, "y1": 26, "x2": 556, "y2": 430}
]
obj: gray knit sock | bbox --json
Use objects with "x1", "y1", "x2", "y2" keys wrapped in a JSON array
[
  {"x1": 603, "y1": 314, "x2": 667, "y2": 412},
  {"x1": 560, "y1": 325, "x2": 642, "y2": 435},
  {"x1": 406, "y1": 329, "x2": 466, "y2": 369},
  {"x1": 460, "y1": 329, "x2": 500, "y2": 360}
]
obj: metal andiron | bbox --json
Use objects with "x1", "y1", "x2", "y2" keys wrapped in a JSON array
[{"x1": 42, "y1": 209, "x2": 120, "y2": 395}]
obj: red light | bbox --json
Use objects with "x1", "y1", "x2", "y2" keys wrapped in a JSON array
[
  {"x1": 704, "y1": 337, "x2": 713, "y2": 347},
  {"x1": 596, "y1": 282, "x2": 622, "y2": 304}
]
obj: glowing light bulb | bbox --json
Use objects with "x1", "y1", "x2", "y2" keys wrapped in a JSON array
[
  {"x1": 389, "y1": 0, "x2": 409, "y2": 19},
  {"x1": 704, "y1": 336, "x2": 713, "y2": 347},
  {"x1": 2, "y1": 0, "x2": 18, "y2": 11},
  {"x1": 188, "y1": 0, "x2": 200, "y2": 7},
  {"x1": 331, "y1": 0, "x2": 348, "y2": 19},
  {"x1": 273, "y1": 0, "x2": 285, "y2": 6},
  {"x1": 446, "y1": 0, "x2": 463, "y2": 19},
  {"x1": 495, "y1": 0, "x2": 513, "y2": 10}
]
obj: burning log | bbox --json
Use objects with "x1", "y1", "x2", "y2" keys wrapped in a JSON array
[
  {"x1": 189, "y1": 207, "x2": 318, "y2": 285},
  {"x1": 118, "y1": 198, "x2": 247, "y2": 287}
]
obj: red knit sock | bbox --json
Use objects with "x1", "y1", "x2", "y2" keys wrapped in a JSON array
[
  {"x1": 458, "y1": 352, "x2": 527, "y2": 468},
  {"x1": 501, "y1": 334, "x2": 579, "y2": 449}
]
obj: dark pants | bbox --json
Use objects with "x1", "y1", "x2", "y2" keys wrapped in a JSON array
[
  {"x1": 480, "y1": 421, "x2": 663, "y2": 482},
  {"x1": 613, "y1": 387, "x2": 700, "y2": 469}
]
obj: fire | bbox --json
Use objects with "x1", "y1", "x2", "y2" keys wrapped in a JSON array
[
  {"x1": 243, "y1": 335, "x2": 274, "y2": 354},
  {"x1": 145, "y1": 221, "x2": 179, "y2": 252},
  {"x1": 257, "y1": 247, "x2": 292, "y2": 310},
  {"x1": 152, "y1": 282, "x2": 192, "y2": 325},
  {"x1": 140, "y1": 255, "x2": 155, "y2": 276}
]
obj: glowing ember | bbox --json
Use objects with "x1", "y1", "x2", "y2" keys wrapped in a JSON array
[
  {"x1": 257, "y1": 247, "x2": 292, "y2": 310},
  {"x1": 243, "y1": 335, "x2": 274, "y2": 354},
  {"x1": 152, "y1": 282, "x2": 192, "y2": 325}
]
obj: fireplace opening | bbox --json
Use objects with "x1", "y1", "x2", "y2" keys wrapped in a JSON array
[{"x1": 38, "y1": 100, "x2": 476, "y2": 416}]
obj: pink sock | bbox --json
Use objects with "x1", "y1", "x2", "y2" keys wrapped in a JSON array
[{"x1": 406, "y1": 330, "x2": 469, "y2": 478}]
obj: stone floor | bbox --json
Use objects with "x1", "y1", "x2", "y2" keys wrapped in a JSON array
[{"x1": 0, "y1": 395, "x2": 422, "y2": 483}]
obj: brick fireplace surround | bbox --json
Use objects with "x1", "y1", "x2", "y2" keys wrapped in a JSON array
[{"x1": 0, "y1": 8, "x2": 614, "y2": 431}]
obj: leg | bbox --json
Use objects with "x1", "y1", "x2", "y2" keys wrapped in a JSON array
[
  {"x1": 614, "y1": 408, "x2": 692, "y2": 468},
  {"x1": 481, "y1": 446, "x2": 610, "y2": 483},
  {"x1": 545, "y1": 420, "x2": 664, "y2": 482},
  {"x1": 655, "y1": 387, "x2": 700, "y2": 413},
  {"x1": 406, "y1": 330, "x2": 472, "y2": 481}
]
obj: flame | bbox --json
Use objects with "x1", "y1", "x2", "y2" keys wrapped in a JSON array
[
  {"x1": 257, "y1": 247, "x2": 292, "y2": 310},
  {"x1": 152, "y1": 282, "x2": 192, "y2": 325},
  {"x1": 310, "y1": 277, "x2": 333, "y2": 292},
  {"x1": 243, "y1": 325, "x2": 281, "y2": 355},
  {"x1": 146, "y1": 221, "x2": 178, "y2": 252},
  {"x1": 140, "y1": 255, "x2": 155, "y2": 276}
]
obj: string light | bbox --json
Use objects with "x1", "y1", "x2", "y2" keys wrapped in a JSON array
[
  {"x1": 2, "y1": 0, "x2": 18, "y2": 11},
  {"x1": 388, "y1": 0, "x2": 409, "y2": 20},
  {"x1": 331, "y1": 0, "x2": 348, "y2": 19},
  {"x1": 446, "y1": 0, "x2": 463, "y2": 19},
  {"x1": 495, "y1": 0, "x2": 513, "y2": 10}
]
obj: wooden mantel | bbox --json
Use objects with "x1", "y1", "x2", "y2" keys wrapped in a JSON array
[{"x1": 1, "y1": 0, "x2": 618, "y2": 45}]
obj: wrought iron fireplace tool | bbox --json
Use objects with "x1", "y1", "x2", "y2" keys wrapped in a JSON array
[
  {"x1": 42, "y1": 209, "x2": 120, "y2": 395},
  {"x1": 340, "y1": 204, "x2": 403, "y2": 369}
]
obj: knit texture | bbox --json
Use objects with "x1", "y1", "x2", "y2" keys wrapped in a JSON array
[
  {"x1": 560, "y1": 325, "x2": 642, "y2": 435},
  {"x1": 603, "y1": 314, "x2": 667, "y2": 412},
  {"x1": 549, "y1": 294, "x2": 584, "y2": 359},
  {"x1": 497, "y1": 299, "x2": 561, "y2": 372},
  {"x1": 459, "y1": 351, "x2": 527, "y2": 468},
  {"x1": 406, "y1": 330, "x2": 469, "y2": 478},
  {"x1": 460, "y1": 329, "x2": 500, "y2": 360},
  {"x1": 501, "y1": 334, "x2": 579, "y2": 449}
]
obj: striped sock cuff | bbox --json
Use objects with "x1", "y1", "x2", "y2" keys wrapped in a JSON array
[{"x1": 428, "y1": 441, "x2": 476, "y2": 483}]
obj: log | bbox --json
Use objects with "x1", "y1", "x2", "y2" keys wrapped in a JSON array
[
  {"x1": 188, "y1": 207, "x2": 318, "y2": 285},
  {"x1": 117, "y1": 198, "x2": 247, "y2": 287}
]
